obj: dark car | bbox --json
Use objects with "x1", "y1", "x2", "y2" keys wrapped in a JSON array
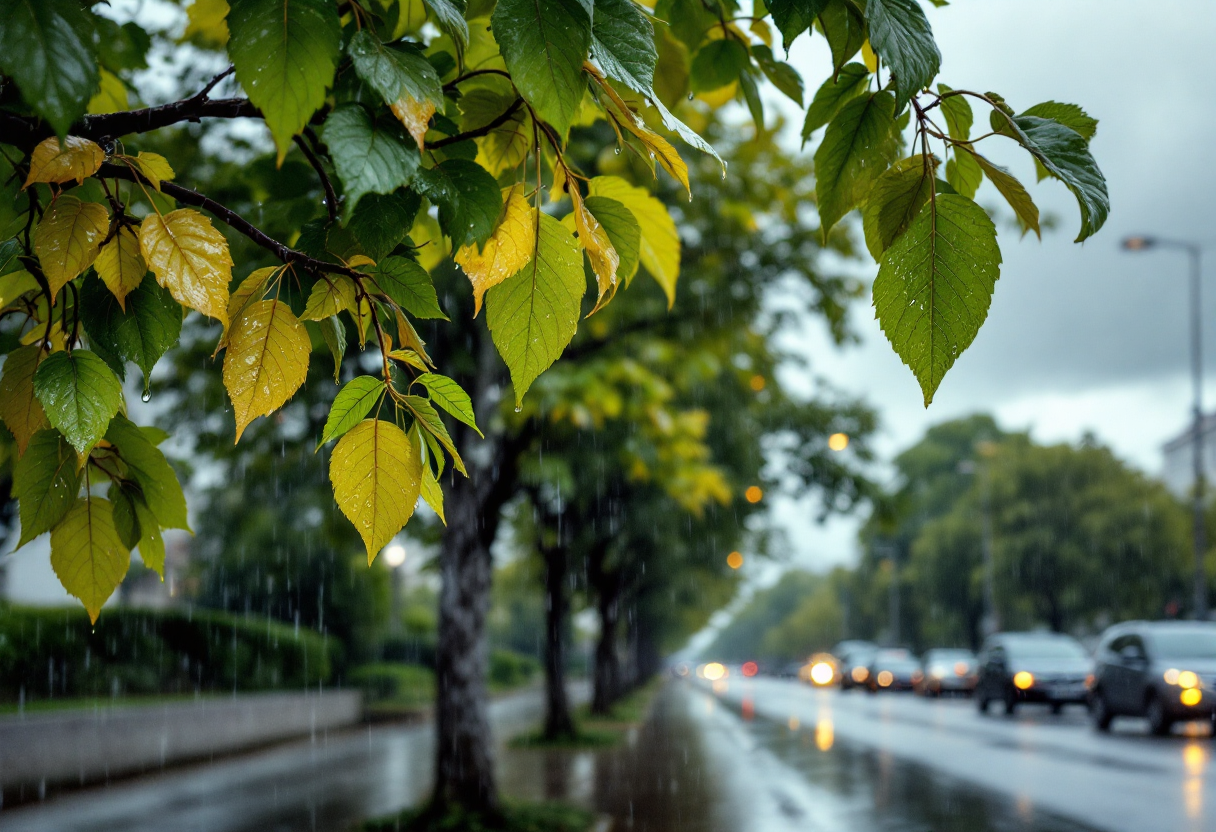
[
  {"x1": 916, "y1": 648, "x2": 979, "y2": 697},
  {"x1": 976, "y1": 632, "x2": 1091, "y2": 715},
  {"x1": 865, "y1": 648, "x2": 922, "y2": 693},
  {"x1": 834, "y1": 640, "x2": 877, "y2": 690},
  {"x1": 1089, "y1": 621, "x2": 1216, "y2": 736}
]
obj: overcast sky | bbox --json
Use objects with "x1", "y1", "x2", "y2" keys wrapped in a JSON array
[{"x1": 758, "y1": 0, "x2": 1216, "y2": 581}]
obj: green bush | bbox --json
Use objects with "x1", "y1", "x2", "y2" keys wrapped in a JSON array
[
  {"x1": 349, "y1": 662, "x2": 434, "y2": 708},
  {"x1": 0, "y1": 604, "x2": 337, "y2": 703},
  {"x1": 489, "y1": 648, "x2": 539, "y2": 690}
]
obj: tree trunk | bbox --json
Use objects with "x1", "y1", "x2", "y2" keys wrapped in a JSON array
[
  {"x1": 541, "y1": 541, "x2": 576, "y2": 740},
  {"x1": 591, "y1": 574, "x2": 621, "y2": 716}
]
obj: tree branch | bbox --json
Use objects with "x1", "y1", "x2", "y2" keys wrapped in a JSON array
[
  {"x1": 293, "y1": 135, "x2": 339, "y2": 223},
  {"x1": 427, "y1": 99, "x2": 524, "y2": 149},
  {"x1": 99, "y1": 164, "x2": 362, "y2": 279}
]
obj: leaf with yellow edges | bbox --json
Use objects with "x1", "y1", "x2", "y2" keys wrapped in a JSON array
[
  {"x1": 330, "y1": 418, "x2": 422, "y2": 564},
  {"x1": 87, "y1": 69, "x2": 129, "y2": 115},
  {"x1": 588, "y1": 176, "x2": 680, "y2": 308},
  {"x1": 140, "y1": 208, "x2": 233, "y2": 326},
  {"x1": 420, "y1": 464, "x2": 446, "y2": 524},
  {"x1": 129, "y1": 152, "x2": 175, "y2": 192},
  {"x1": 222, "y1": 298, "x2": 311, "y2": 441},
  {"x1": 301, "y1": 275, "x2": 357, "y2": 321},
  {"x1": 95, "y1": 226, "x2": 147, "y2": 309},
  {"x1": 454, "y1": 184, "x2": 535, "y2": 316},
  {"x1": 0, "y1": 345, "x2": 49, "y2": 455},
  {"x1": 50, "y1": 496, "x2": 130, "y2": 623},
  {"x1": 567, "y1": 181, "x2": 619, "y2": 313},
  {"x1": 34, "y1": 195, "x2": 109, "y2": 299},
  {"x1": 24, "y1": 137, "x2": 105, "y2": 188}
]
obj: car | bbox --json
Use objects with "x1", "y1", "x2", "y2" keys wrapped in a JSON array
[
  {"x1": 834, "y1": 640, "x2": 877, "y2": 690},
  {"x1": 916, "y1": 648, "x2": 979, "y2": 697},
  {"x1": 865, "y1": 648, "x2": 922, "y2": 693},
  {"x1": 976, "y1": 632, "x2": 1091, "y2": 715},
  {"x1": 798, "y1": 652, "x2": 841, "y2": 686},
  {"x1": 1089, "y1": 621, "x2": 1216, "y2": 736}
]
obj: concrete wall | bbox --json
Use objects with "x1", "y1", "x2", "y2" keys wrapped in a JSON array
[{"x1": 0, "y1": 690, "x2": 362, "y2": 792}]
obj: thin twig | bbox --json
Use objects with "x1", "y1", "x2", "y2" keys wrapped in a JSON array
[
  {"x1": 293, "y1": 135, "x2": 339, "y2": 222},
  {"x1": 428, "y1": 99, "x2": 524, "y2": 149}
]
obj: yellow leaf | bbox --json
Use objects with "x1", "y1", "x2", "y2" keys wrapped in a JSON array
[
  {"x1": 0, "y1": 270, "x2": 39, "y2": 309},
  {"x1": 454, "y1": 184, "x2": 535, "y2": 316},
  {"x1": 0, "y1": 345, "x2": 49, "y2": 455},
  {"x1": 749, "y1": 19, "x2": 773, "y2": 47},
  {"x1": 330, "y1": 419, "x2": 422, "y2": 564},
  {"x1": 393, "y1": 307, "x2": 434, "y2": 367},
  {"x1": 94, "y1": 226, "x2": 147, "y2": 309},
  {"x1": 411, "y1": 212, "x2": 447, "y2": 272},
  {"x1": 183, "y1": 0, "x2": 230, "y2": 46},
  {"x1": 391, "y1": 97, "x2": 437, "y2": 152},
  {"x1": 388, "y1": 348, "x2": 428, "y2": 371},
  {"x1": 87, "y1": 69, "x2": 129, "y2": 115},
  {"x1": 460, "y1": 89, "x2": 532, "y2": 178},
  {"x1": 23, "y1": 136, "x2": 105, "y2": 188},
  {"x1": 140, "y1": 208, "x2": 233, "y2": 326},
  {"x1": 585, "y1": 66, "x2": 690, "y2": 195},
  {"x1": 19, "y1": 317, "x2": 68, "y2": 353},
  {"x1": 347, "y1": 254, "x2": 376, "y2": 269},
  {"x1": 420, "y1": 464, "x2": 446, "y2": 525},
  {"x1": 568, "y1": 182, "x2": 619, "y2": 313},
  {"x1": 386, "y1": 0, "x2": 427, "y2": 39},
  {"x1": 354, "y1": 296, "x2": 373, "y2": 346},
  {"x1": 862, "y1": 40, "x2": 879, "y2": 72},
  {"x1": 301, "y1": 275, "x2": 357, "y2": 321},
  {"x1": 217, "y1": 266, "x2": 280, "y2": 353},
  {"x1": 33, "y1": 195, "x2": 109, "y2": 299},
  {"x1": 588, "y1": 176, "x2": 680, "y2": 308},
  {"x1": 222, "y1": 298, "x2": 311, "y2": 441},
  {"x1": 698, "y1": 82, "x2": 737, "y2": 108},
  {"x1": 131, "y1": 152, "x2": 176, "y2": 192},
  {"x1": 50, "y1": 496, "x2": 131, "y2": 624}
]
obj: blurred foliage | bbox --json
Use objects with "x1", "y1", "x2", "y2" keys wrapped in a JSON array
[
  {"x1": 0, "y1": 604, "x2": 335, "y2": 703},
  {"x1": 350, "y1": 662, "x2": 434, "y2": 709}
]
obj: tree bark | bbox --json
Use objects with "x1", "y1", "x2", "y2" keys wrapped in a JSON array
[
  {"x1": 541, "y1": 540, "x2": 576, "y2": 740},
  {"x1": 591, "y1": 572, "x2": 621, "y2": 716}
]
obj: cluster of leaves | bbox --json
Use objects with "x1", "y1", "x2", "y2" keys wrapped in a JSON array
[{"x1": 0, "y1": 0, "x2": 1105, "y2": 619}]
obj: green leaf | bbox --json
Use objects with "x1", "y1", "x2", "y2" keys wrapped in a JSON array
[
  {"x1": 370, "y1": 256, "x2": 447, "y2": 320},
  {"x1": 751, "y1": 45, "x2": 804, "y2": 106},
  {"x1": 768, "y1": 0, "x2": 830, "y2": 51},
  {"x1": 13, "y1": 429, "x2": 79, "y2": 547},
  {"x1": 738, "y1": 70, "x2": 765, "y2": 128},
  {"x1": 227, "y1": 0, "x2": 341, "y2": 160},
  {"x1": 50, "y1": 496, "x2": 129, "y2": 623},
  {"x1": 945, "y1": 147, "x2": 982, "y2": 199},
  {"x1": 330, "y1": 418, "x2": 423, "y2": 564},
  {"x1": 964, "y1": 148, "x2": 1040, "y2": 239},
  {"x1": 817, "y1": 0, "x2": 868, "y2": 75},
  {"x1": 108, "y1": 481, "x2": 142, "y2": 551},
  {"x1": 1020, "y1": 101, "x2": 1097, "y2": 143},
  {"x1": 415, "y1": 373, "x2": 480, "y2": 435},
  {"x1": 423, "y1": 0, "x2": 469, "y2": 54},
  {"x1": 590, "y1": 0, "x2": 657, "y2": 94},
  {"x1": 862, "y1": 154, "x2": 938, "y2": 261},
  {"x1": 0, "y1": 238, "x2": 22, "y2": 275},
  {"x1": 865, "y1": 0, "x2": 941, "y2": 111},
  {"x1": 492, "y1": 0, "x2": 591, "y2": 135},
  {"x1": 322, "y1": 103, "x2": 421, "y2": 222},
  {"x1": 104, "y1": 414, "x2": 190, "y2": 531},
  {"x1": 420, "y1": 465, "x2": 446, "y2": 525},
  {"x1": 0, "y1": 0, "x2": 99, "y2": 137},
  {"x1": 33, "y1": 350, "x2": 123, "y2": 457},
  {"x1": 96, "y1": 19, "x2": 151, "y2": 72},
  {"x1": 936, "y1": 84, "x2": 972, "y2": 141},
  {"x1": 319, "y1": 376, "x2": 385, "y2": 448},
  {"x1": 319, "y1": 315, "x2": 347, "y2": 383},
  {"x1": 79, "y1": 274, "x2": 182, "y2": 382},
  {"x1": 690, "y1": 40, "x2": 750, "y2": 92},
  {"x1": 341, "y1": 191, "x2": 422, "y2": 262},
  {"x1": 653, "y1": 0, "x2": 717, "y2": 51},
  {"x1": 873, "y1": 194, "x2": 1002, "y2": 405},
  {"x1": 348, "y1": 30, "x2": 443, "y2": 148},
  {"x1": 1007, "y1": 114, "x2": 1109, "y2": 242},
  {"x1": 133, "y1": 499, "x2": 165, "y2": 577},
  {"x1": 802, "y1": 63, "x2": 870, "y2": 145},
  {"x1": 415, "y1": 159, "x2": 501, "y2": 250},
  {"x1": 815, "y1": 91, "x2": 901, "y2": 240},
  {"x1": 402, "y1": 394, "x2": 465, "y2": 475},
  {"x1": 585, "y1": 196, "x2": 641, "y2": 286},
  {"x1": 301, "y1": 275, "x2": 357, "y2": 321},
  {"x1": 487, "y1": 212, "x2": 585, "y2": 405}
]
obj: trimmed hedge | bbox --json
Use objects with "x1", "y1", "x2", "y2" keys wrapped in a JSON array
[
  {"x1": 350, "y1": 662, "x2": 434, "y2": 708},
  {"x1": 489, "y1": 648, "x2": 539, "y2": 690},
  {"x1": 0, "y1": 604, "x2": 338, "y2": 702}
]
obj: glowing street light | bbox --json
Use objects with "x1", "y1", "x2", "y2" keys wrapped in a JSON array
[
  {"x1": 384, "y1": 543, "x2": 407, "y2": 568},
  {"x1": 828, "y1": 432, "x2": 849, "y2": 451}
]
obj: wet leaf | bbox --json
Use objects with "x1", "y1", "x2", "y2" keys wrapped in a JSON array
[
  {"x1": 105, "y1": 414, "x2": 190, "y2": 531},
  {"x1": 420, "y1": 464, "x2": 446, "y2": 525},
  {"x1": 330, "y1": 418, "x2": 422, "y2": 564},
  {"x1": 34, "y1": 195, "x2": 109, "y2": 299},
  {"x1": 802, "y1": 63, "x2": 869, "y2": 145},
  {"x1": 370, "y1": 256, "x2": 447, "y2": 320},
  {"x1": 0, "y1": 345, "x2": 50, "y2": 456},
  {"x1": 586, "y1": 196, "x2": 641, "y2": 287},
  {"x1": 569, "y1": 183, "x2": 620, "y2": 312},
  {"x1": 79, "y1": 273, "x2": 182, "y2": 380},
  {"x1": 95, "y1": 225, "x2": 147, "y2": 308},
  {"x1": 348, "y1": 29, "x2": 442, "y2": 151},
  {"x1": 588, "y1": 176, "x2": 679, "y2": 308},
  {"x1": 50, "y1": 496, "x2": 130, "y2": 623},
  {"x1": 964, "y1": 147, "x2": 1040, "y2": 239},
  {"x1": 24, "y1": 136, "x2": 105, "y2": 187},
  {"x1": 492, "y1": 0, "x2": 591, "y2": 135},
  {"x1": 318, "y1": 375, "x2": 385, "y2": 448},
  {"x1": 134, "y1": 499, "x2": 166, "y2": 578},
  {"x1": 415, "y1": 372, "x2": 480, "y2": 435},
  {"x1": 455, "y1": 184, "x2": 535, "y2": 316},
  {"x1": 140, "y1": 208, "x2": 233, "y2": 326},
  {"x1": 862, "y1": 154, "x2": 938, "y2": 261},
  {"x1": 13, "y1": 428, "x2": 80, "y2": 547},
  {"x1": 319, "y1": 314, "x2": 347, "y2": 382},
  {"x1": 402, "y1": 394, "x2": 466, "y2": 475},
  {"x1": 301, "y1": 275, "x2": 357, "y2": 321},
  {"x1": 865, "y1": 0, "x2": 941, "y2": 111},
  {"x1": 945, "y1": 146, "x2": 983, "y2": 199},
  {"x1": 415, "y1": 159, "x2": 501, "y2": 250},
  {"x1": 815, "y1": 91, "x2": 901, "y2": 241},
  {"x1": 33, "y1": 350, "x2": 124, "y2": 457},
  {"x1": 130, "y1": 151, "x2": 176, "y2": 192},
  {"x1": 0, "y1": 0, "x2": 98, "y2": 137},
  {"x1": 322, "y1": 104, "x2": 421, "y2": 221},
  {"x1": 222, "y1": 298, "x2": 311, "y2": 441}
]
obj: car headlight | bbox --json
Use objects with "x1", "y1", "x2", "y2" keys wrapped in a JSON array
[
  {"x1": 1013, "y1": 671, "x2": 1034, "y2": 690},
  {"x1": 1165, "y1": 668, "x2": 1201, "y2": 689}
]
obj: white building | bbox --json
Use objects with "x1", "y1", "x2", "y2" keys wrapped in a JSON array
[{"x1": 1162, "y1": 413, "x2": 1216, "y2": 497}]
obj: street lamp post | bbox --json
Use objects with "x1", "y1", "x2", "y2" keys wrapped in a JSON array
[{"x1": 1123, "y1": 236, "x2": 1208, "y2": 620}]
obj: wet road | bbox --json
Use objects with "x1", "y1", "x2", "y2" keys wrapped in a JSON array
[
  {"x1": 709, "y1": 676, "x2": 1216, "y2": 832},
  {"x1": 2, "y1": 679, "x2": 1206, "y2": 831}
]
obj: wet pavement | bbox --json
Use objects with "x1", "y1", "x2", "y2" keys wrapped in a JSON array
[{"x1": 1, "y1": 678, "x2": 1205, "y2": 831}]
